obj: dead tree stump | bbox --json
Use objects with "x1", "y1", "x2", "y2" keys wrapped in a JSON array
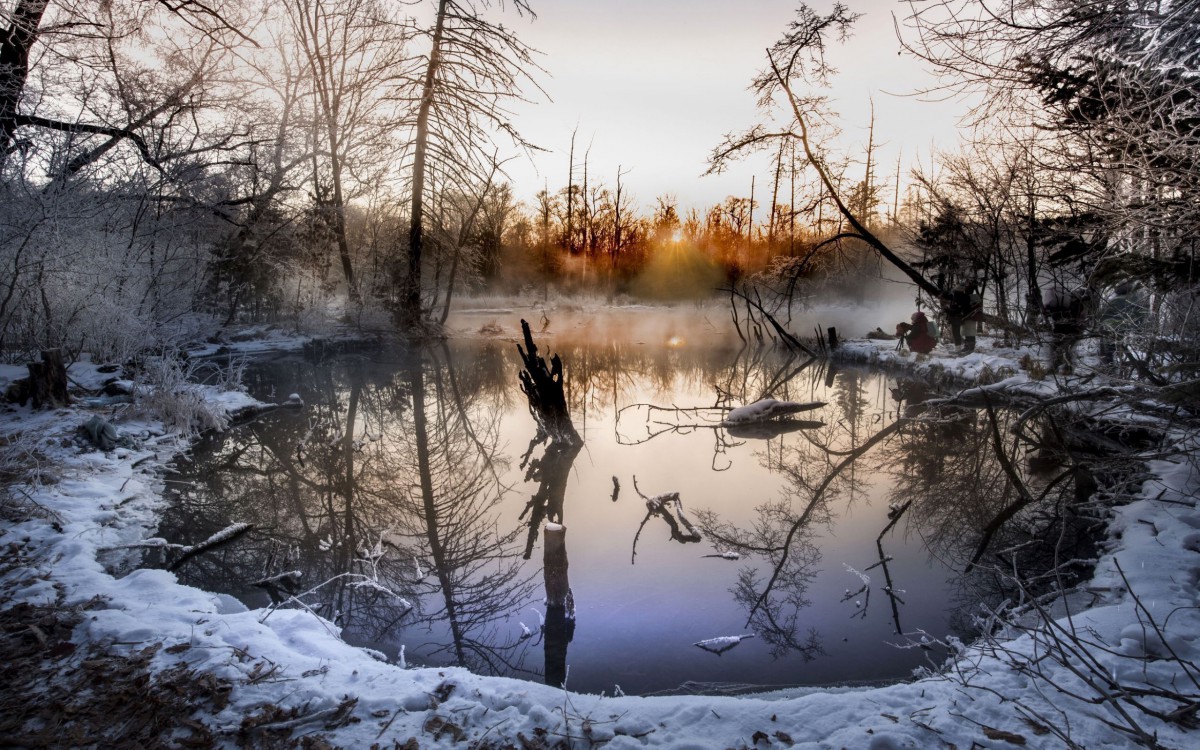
[
  {"x1": 544, "y1": 523, "x2": 570, "y2": 607},
  {"x1": 517, "y1": 320, "x2": 579, "y2": 444},
  {"x1": 543, "y1": 522, "x2": 574, "y2": 687},
  {"x1": 25, "y1": 349, "x2": 71, "y2": 409}
]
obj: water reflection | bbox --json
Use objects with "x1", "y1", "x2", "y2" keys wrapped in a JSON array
[
  {"x1": 157, "y1": 336, "x2": 1101, "y2": 694},
  {"x1": 161, "y1": 347, "x2": 538, "y2": 677}
]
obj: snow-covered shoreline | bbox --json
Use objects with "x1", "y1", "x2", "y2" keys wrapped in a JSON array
[{"x1": 2, "y1": 334, "x2": 1197, "y2": 748}]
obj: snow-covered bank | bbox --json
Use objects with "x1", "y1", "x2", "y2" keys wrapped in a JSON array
[{"x1": 2, "y1": 335, "x2": 1198, "y2": 748}]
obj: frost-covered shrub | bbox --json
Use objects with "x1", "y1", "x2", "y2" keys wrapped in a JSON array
[
  {"x1": 0, "y1": 178, "x2": 222, "y2": 364},
  {"x1": 74, "y1": 300, "x2": 157, "y2": 365},
  {"x1": 134, "y1": 355, "x2": 230, "y2": 436}
]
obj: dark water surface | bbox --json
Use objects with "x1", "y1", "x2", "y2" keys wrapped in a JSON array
[{"x1": 159, "y1": 334, "x2": 1048, "y2": 695}]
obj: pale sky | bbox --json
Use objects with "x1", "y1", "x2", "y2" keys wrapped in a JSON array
[{"x1": 500, "y1": 0, "x2": 971, "y2": 215}]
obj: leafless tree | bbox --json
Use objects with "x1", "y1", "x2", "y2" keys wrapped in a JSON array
[
  {"x1": 0, "y1": 1, "x2": 262, "y2": 359},
  {"x1": 901, "y1": 0, "x2": 1200, "y2": 347},
  {"x1": 709, "y1": 3, "x2": 945, "y2": 302},
  {"x1": 394, "y1": 0, "x2": 543, "y2": 330},
  {"x1": 286, "y1": 0, "x2": 408, "y2": 298}
]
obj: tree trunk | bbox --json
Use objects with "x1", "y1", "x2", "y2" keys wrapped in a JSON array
[
  {"x1": 0, "y1": 0, "x2": 49, "y2": 152},
  {"x1": 399, "y1": 0, "x2": 449, "y2": 329},
  {"x1": 329, "y1": 149, "x2": 357, "y2": 299},
  {"x1": 544, "y1": 524, "x2": 569, "y2": 607},
  {"x1": 543, "y1": 522, "x2": 573, "y2": 688},
  {"x1": 770, "y1": 59, "x2": 944, "y2": 301}
]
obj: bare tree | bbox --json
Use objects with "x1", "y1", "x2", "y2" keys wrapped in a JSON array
[
  {"x1": 708, "y1": 3, "x2": 945, "y2": 301},
  {"x1": 430, "y1": 156, "x2": 506, "y2": 323},
  {"x1": 902, "y1": 0, "x2": 1200, "y2": 290},
  {"x1": 395, "y1": 0, "x2": 543, "y2": 331},
  {"x1": 0, "y1": 1, "x2": 266, "y2": 358},
  {"x1": 1, "y1": 1, "x2": 249, "y2": 174},
  {"x1": 286, "y1": 0, "x2": 408, "y2": 299}
]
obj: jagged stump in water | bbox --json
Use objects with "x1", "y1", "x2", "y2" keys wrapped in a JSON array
[{"x1": 516, "y1": 319, "x2": 580, "y2": 444}]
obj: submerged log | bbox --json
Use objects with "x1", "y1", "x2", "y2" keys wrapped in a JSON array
[
  {"x1": 168, "y1": 522, "x2": 255, "y2": 571},
  {"x1": 724, "y1": 419, "x2": 825, "y2": 440},
  {"x1": 693, "y1": 634, "x2": 755, "y2": 656},
  {"x1": 721, "y1": 398, "x2": 825, "y2": 426}
]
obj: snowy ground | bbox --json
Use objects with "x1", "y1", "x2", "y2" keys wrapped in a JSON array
[{"x1": 2, "y1": 327, "x2": 1198, "y2": 748}]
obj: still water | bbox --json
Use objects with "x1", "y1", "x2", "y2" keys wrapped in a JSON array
[{"x1": 159, "y1": 330, "x2": 1048, "y2": 695}]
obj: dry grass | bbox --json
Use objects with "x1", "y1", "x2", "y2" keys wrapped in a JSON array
[{"x1": 0, "y1": 593, "x2": 232, "y2": 748}]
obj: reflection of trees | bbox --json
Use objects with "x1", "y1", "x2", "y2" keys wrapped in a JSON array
[
  {"x1": 699, "y1": 489, "x2": 826, "y2": 660},
  {"x1": 810, "y1": 384, "x2": 1130, "y2": 651},
  {"x1": 613, "y1": 348, "x2": 826, "y2": 470},
  {"x1": 158, "y1": 346, "x2": 537, "y2": 677},
  {"x1": 609, "y1": 352, "x2": 894, "y2": 658},
  {"x1": 395, "y1": 352, "x2": 537, "y2": 674},
  {"x1": 699, "y1": 414, "x2": 903, "y2": 658},
  {"x1": 689, "y1": 364, "x2": 1090, "y2": 653},
  {"x1": 162, "y1": 358, "x2": 420, "y2": 640},
  {"x1": 548, "y1": 338, "x2": 763, "y2": 418}
]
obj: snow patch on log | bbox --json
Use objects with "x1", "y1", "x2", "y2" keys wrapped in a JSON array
[
  {"x1": 693, "y1": 634, "x2": 755, "y2": 655},
  {"x1": 180, "y1": 522, "x2": 254, "y2": 553},
  {"x1": 721, "y1": 398, "x2": 824, "y2": 426}
]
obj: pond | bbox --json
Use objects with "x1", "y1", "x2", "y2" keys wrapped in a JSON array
[{"x1": 155, "y1": 321, "x2": 1094, "y2": 696}]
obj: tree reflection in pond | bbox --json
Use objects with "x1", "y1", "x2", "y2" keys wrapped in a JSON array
[
  {"x1": 156, "y1": 338, "x2": 1109, "y2": 694},
  {"x1": 695, "y1": 361, "x2": 1112, "y2": 662},
  {"x1": 160, "y1": 347, "x2": 538, "y2": 678}
]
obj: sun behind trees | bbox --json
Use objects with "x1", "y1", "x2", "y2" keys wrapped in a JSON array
[
  {"x1": 1, "y1": 0, "x2": 1196, "y2": 395},
  {"x1": 0, "y1": 0, "x2": 934, "y2": 356}
]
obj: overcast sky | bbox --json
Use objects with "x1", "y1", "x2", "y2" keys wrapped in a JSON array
[{"x1": 499, "y1": 0, "x2": 971, "y2": 214}]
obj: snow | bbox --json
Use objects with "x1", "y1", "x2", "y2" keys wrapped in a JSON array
[
  {"x1": 722, "y1": 398, "x2": 825, "y2": 426},
  {"x1": 694, "y1": 635, "x2": 755, "y2": 655},
  {"x1": 2, "y1": 330, "x2": 1198, "y2": 748}
]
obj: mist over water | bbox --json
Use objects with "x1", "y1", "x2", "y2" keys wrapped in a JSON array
[{"x1": 447, "y1": 272, "x2": 924, "y2": 351}]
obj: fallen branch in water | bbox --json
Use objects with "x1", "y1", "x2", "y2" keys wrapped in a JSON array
[{"x1": 168, "y1": 523, "x2": 255, "y2": 571}]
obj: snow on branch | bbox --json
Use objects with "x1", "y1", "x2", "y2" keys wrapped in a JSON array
[{"x1": 168, "y1": 522, "x2": 255, "y2": 571}]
